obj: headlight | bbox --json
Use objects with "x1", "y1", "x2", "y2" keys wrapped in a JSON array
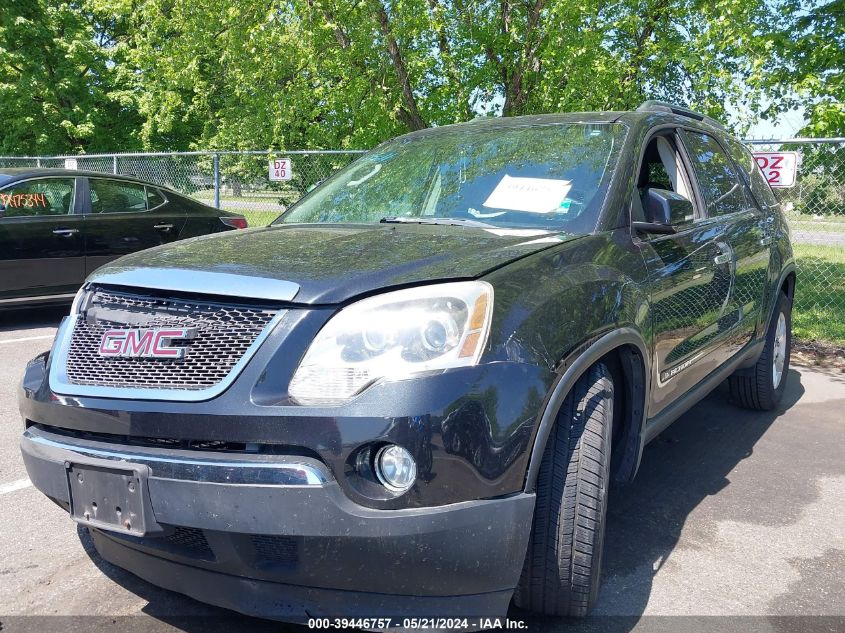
[{"x1": 288, "y1": 281, "x2": 494, "y2": 404}]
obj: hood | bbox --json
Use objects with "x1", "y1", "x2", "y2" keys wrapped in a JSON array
[{"x1": 88, "y1": 223, "x2": 582, "y2": 304}]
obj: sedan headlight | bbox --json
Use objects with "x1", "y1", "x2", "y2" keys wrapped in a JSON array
[{"x1": 288, "y1": 281, "x2": 494, "y2": 404}]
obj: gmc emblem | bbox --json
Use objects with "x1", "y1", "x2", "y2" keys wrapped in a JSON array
[{"x1": 98, "y1": 328, "x2": 197, "y2": 359}]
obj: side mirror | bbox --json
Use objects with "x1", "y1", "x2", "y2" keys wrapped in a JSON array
[{"x1": 633, "y1": 188, "x2": 694, "y2": 235}]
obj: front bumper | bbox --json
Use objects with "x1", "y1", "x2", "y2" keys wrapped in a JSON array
[
  {"x1": 21, "y1": 424, "x2": 535, "y2": 620},
  {"x1": 21, "y1": 331, "x2": 550, "y2": 509}
]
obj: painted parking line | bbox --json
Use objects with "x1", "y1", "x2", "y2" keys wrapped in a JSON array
[
  {"x1": 0, "y1": 478, "x2": 32, "y2": 495},
  {"x1": 0, "y1": 334, "x2": 55, "y2": 345}
]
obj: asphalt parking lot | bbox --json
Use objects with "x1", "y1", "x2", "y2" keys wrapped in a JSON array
[{"x1": 1, "y1": 306, "x2": 843, "y2": 633}]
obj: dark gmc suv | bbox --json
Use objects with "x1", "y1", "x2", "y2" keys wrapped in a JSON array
[{"x1": 19, "y1": 102, "x2": 795, "y2": 623}]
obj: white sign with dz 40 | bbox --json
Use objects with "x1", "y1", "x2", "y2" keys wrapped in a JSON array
[
  {"x1": 752, "y1": 152, "x2": 798, "y2": 188},
  {"x1": 269, "y1": 158, "x2": 292, "y2": 181}
]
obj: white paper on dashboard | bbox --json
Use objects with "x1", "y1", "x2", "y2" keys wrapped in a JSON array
[
  {"x1": 482, "y1": 175, "x2": 572, "y2": 213},
  {"x1": 483, "y1": 228, "x2": 550, "y2": 237}
]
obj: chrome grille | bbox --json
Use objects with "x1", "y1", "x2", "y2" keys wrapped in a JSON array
[{"x1": 64, "y1": 288, "x2": 278, "y2": 390}]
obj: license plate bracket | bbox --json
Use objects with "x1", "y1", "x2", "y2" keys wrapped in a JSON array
[{"x1": 66, "y1": 462, "x2": 161, "y2": 536}]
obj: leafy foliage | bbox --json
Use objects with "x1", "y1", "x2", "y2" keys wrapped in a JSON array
[
  {"x1": 760, "y1": 0, "x2": 845, "y2": 136},
  {"x1": 121, "y1": 0, "x2": 781, "y2": 149},
  {"x1": 0, "y1": 0, "x2": 837, "y2": 154},
  {"x1": 0, "y1": 0, "x2": 140, "y2": 154}
]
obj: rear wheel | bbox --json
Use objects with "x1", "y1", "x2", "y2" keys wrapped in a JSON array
[
  {"x1": 515, "y1": 362, "x2": 614, "y2": 617},
  {"x1": 728, "y1": 291, "x2": 792, "y2": 411}
]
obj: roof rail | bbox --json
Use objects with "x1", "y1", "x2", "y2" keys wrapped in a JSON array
[{"x1": 636, "y1": 100, "x2": 725, "y2": 130}]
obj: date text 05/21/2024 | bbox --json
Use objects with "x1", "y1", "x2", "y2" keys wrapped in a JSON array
[{"x1": 307, "y1": 618, "x2": 528, "y2": 629}]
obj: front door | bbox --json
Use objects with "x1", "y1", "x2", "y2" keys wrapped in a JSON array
[
  {"x1": 634, "y1": 131, "x2": 737, "y2": 416},
  {"x1": 0, "y1": 177, "x2": 85, "y2": 303}
]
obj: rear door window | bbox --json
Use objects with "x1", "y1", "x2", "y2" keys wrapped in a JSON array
[
  {"x1": 89, "y1": 179, "x2": 148, "y2": 214},
  {"x1": 146, "y1": 188, "x2": 167, "y2": 209},
  {"x1": 681, "y1": 131, "x2": 749, "y2": 217},
  {"x1": 724, "y1": 137, "x2": 780, "y2": 212},
  {"x1": 0, "y1": 178, "x2": 75, "y2": 218}
]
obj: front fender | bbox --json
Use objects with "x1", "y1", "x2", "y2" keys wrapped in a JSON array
[
  {"x1": 522, "y1": 327, "x2": 651, "y2": 491},
  {"x1": 482, "y1": 230, "x2": 653, "y2": 489},
  {"x1": 482, "y1": 230, "x2": 651, "y2": 370}
]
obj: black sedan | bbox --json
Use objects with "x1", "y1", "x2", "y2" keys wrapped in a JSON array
[{"x1": 0, "y1": 168, "x2": 247, "y2": 307}]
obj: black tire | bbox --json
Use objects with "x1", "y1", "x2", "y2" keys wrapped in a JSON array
[
  {"x1": 728, "y1": 292, "x2": 792, "y2": 411},
  {"x1": 515, "y1": 362, "x2": 614, "y2": 617}
]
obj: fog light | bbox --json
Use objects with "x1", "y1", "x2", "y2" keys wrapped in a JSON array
[{"x1": 375, "y1": 445, "x2": 416, "y2": 492}]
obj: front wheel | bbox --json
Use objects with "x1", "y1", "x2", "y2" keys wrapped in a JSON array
[
  {"x1": 728, "y1": 291, "x2": 792, "y2": 410},
  {"x1": 514, "y1": 362, "x2": 614, "y2": 617}
]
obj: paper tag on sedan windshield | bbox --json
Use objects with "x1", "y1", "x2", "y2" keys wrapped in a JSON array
[{"x1": 483, "y1": 175, "x2": 572, "y2": 214}]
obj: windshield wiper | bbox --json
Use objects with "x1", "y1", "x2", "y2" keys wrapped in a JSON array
[{"x1": 379, "y1": 216, "x2": 496, "y2": 228}]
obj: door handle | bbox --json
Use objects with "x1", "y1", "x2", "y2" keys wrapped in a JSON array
[
  {"x1": 759, "y1": 216, "x2": 775, "y2": 247},
  {"x1": 714, "y1": 241, "x2": 732, "y2": 266},
  {"x1": 52, "y1": 228, "x2": 79, "y2": 237},
  {"x1": 153, "y1": 223, "x2": 174, "y2": 231}
]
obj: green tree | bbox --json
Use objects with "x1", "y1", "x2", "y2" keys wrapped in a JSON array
[
  {"x1": 771, "y1": 0, "x2": 844, "y2": 136},
  {"x1": 0, "y1": 0, "x2": 814, "y2": 155},
  {"x1": 0, "y1": 0, "x2": 140, "y2": 154},
  {"x1": 119, "y1": 0, "x2": 783, "y2": 152}
]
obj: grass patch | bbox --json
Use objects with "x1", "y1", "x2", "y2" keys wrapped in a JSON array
[
  {"x1": 793, "y1": 243, "x2": 845, "y2": 346},
  {"x1": 788, "y1": 216, "x2": 845, "y2": 234},
  {"x1": 791, "y1": 214, "x2": 845, "y2": 224},
  {"x1": 242, "y1": 210, "x2": 281, "y2": 227},
  {"x1": 194, "y1": 193, "x2": 285, "y2": 205}
]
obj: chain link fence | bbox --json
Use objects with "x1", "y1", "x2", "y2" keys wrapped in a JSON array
[
  {"x1": 1, "y1": 141, "x2": 843, "y2": 352},
  {"x1": 0, "y1": 150, "x2": 365, "y2": 227},
  {"x1": 744, "y1": 139, "x2": 845, "y2": 355}
]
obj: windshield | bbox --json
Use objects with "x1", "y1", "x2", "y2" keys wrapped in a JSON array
[{"x1": 276, "y1": 122, "x2": 625, "y2": 233}]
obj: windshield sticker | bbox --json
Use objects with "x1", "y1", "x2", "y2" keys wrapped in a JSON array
[
  {"x1": 483, "y1": 175, "x2": 572, "y2": 214},
  {"x1": 468, "y1": 207, "x2": 506, "y2": 219},
  {"x1": 0, "y1": 192, "x2": 49, "y2": 208}
]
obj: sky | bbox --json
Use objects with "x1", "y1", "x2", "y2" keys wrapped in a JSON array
[{"x1": 743, "y1": 107, "x2": 808, "y2": 140}]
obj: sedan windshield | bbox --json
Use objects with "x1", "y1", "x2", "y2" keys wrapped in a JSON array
[{"x1": 277, "y1": 122, "x2": 625, "y2": 233}]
